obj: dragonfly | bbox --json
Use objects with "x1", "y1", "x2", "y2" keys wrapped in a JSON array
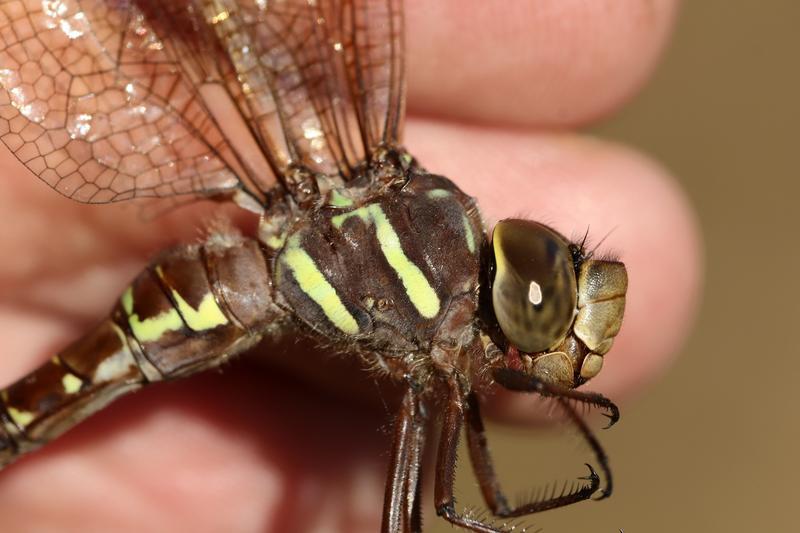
[{"x1": 0, "y1": 1, "x2": 628, "y2": 531}]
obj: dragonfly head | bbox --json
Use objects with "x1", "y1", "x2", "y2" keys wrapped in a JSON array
[{"x1": 481, "y1": 219, "x2": 628, "y2": 389}]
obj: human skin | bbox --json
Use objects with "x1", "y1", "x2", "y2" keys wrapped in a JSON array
[{"x1": 0, "y1": 1, "x2": 699, "y2": 531}]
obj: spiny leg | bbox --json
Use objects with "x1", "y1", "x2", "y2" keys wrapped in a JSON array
[
  {"x1": 405, "y1": 400, "x2": 425, "y2": 533},
  {"x1": 465, "y1": 392, "x2": 601, "y2": 519},
  {"x1": 381, "y1": 384, "x2": 426, "y2": 533},
  {"x1": 491, "y1": 368, "x2": 618, "y2": 502},
  {"x1": 464, "y1": 392, "x2": 511, "y2": 514},
  {"x1": 435, "y1": 378, "x2": 521, "y2": 533},
  {"x1": 493, "y1": 368, "x2": 620, "y2": 428},
  {"x1": 555, "y1": 397, "x2": 614, "y2": 500}
]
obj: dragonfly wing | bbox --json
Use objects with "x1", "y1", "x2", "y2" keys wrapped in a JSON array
[
  {"x1": 0, "y1": 0, "x2": 251, "y2": 203},
  {"x1": 0, "y1": 0, "x2": 406, "y2": 204},
  {"x1": 191, "y1": 0, "x2": 407, "y2": 179}
]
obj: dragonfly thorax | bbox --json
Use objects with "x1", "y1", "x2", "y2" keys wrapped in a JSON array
[{"x1": 267, "y1": 172, "x2": 485, "y2": 360}]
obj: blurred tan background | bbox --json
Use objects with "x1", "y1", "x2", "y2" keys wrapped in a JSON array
[{"x1": 430, "y1": 1, "x2": 800, "y2": 532}]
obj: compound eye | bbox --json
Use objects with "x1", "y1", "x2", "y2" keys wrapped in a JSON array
[{"x1": 491, "y1": 219, "x2": 578, "y2": 353}]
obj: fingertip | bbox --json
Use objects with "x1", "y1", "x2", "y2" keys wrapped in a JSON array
[
  {"x1": 588, "y1": 141, "x2": 703, "y2": 398},
  {"x1": 406, "y1": 0, "x2": 680, "y2": 127}
]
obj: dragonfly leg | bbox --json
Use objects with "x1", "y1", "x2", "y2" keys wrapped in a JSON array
[
  {"x1": 465, "y1": 392, "x2": 602, "y2": 519},
  {"x1": 405, "y1": 400, "x2": 425, "y2": 533},
  {"x1": 381, "y1": 382, "x2": 426, "y2": 533},
  {"x1": 464, "y1": 392, "x2": 511, "y2": 515},
  {"x1": 492, "y1": 367, "x2": 618, "y2": 502},
  {"x1": 434, "y1": 377, "x2": 512, "y2": 533},
  {"x1": 492, "y1": 368, "x2": 620, "y2": 429}
]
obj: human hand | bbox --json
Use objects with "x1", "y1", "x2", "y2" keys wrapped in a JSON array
[{"x1": 0, "y1": 1, "x2": 698, "y2": 531}]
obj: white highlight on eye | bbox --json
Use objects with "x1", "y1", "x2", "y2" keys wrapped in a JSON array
[{"x1": 528, "y1": 281, "x2": 543, "y2": 305}]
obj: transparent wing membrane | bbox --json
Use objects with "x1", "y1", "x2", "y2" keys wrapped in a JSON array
[
  {"x1": 0, "y1": 0, "x2": 405, "y2": 204},
  {"x1": 0, "y1": 0, "x2": 242, "y2": 202}
]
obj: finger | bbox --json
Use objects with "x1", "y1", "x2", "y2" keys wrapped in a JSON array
[
  {"x1": 0, "y1": 118, "x2": 701, "y2": 528},
  {"x1": 0, "y1": 365, "x2": 388, "y2": 532},
  {"x1": 0, "y1": 158, "x2": 249, "y2": 290},
  {"x1": 406, "y1": 0, "x2": 680, "y2": 127},
  {"x1": 405, "y1": 118, "x2": 702, "y2": 420},
  {"x1": 2, "y1": 118, "x2": 701, "y2": 406}
]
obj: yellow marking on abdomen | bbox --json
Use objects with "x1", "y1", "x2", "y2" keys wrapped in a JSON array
[
  {"x1": 175, "y1": 291, "x2": 228, "y2": 330},
  {"x1": 121, "y1": 287, "x2": 183, "y2": 343},
  {"x1": 155, "y1": 267, "x2": 229, "y2": 331},
  {"x1": 122, "y1": 271, "x2": 229, "y2": 343},
  {"x1": 93, "y1": 323, "x2": 139, "y2": 383},
  {"x1": 281, "y1": 236, "x2": 360, "y2": 335},
  {"x1": 61, "y1": 373, "x2": 83, "y2": 395},
  {"x1": 6, "y1": 406, "x2": 35, "y2": 427}
]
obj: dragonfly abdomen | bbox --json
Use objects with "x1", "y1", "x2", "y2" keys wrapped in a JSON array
[
  {"x1": 117, "y1": 237, "x2": 281, "y2": 378},
  {"x1": 0, "y1": 236, "x2": 285, "y2": 469}
]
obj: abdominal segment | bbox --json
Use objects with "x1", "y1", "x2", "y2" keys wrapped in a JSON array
[{"x1": 0, "y1": 236, "x2": 284, "y2": 469}]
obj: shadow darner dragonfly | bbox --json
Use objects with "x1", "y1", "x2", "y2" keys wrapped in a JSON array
[{"x1": 0, "y1": 1, "x2": 627, "y2": 531}]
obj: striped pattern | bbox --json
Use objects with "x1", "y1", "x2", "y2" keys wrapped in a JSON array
[
  {"x1": 331, "y1": 203, "x2": 440, "y2": 319},
  {"x1": 275, "y1": 180, "x2": 483, "y2": 343},
  {"x1": 1, "y1": 236, "x2": 284, "y2": 470},
  {"x1": 0, "y1": 319, "x2": 143, "y2": 468},
  {"x1": 280, "y1": 235, "x2": 360, "y2": 335}
]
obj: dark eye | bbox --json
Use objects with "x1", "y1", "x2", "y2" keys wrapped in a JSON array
[{"x1": 491, "y1": 219, "x2": 577, "y2": 353}]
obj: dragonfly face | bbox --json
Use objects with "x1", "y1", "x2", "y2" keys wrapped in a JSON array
[
  {"x1": 0, "y1": 1, "x2": 627, "y2": 531},
  {"x1": 487, "y1": 219, "x2": 628, "y2": 389}
]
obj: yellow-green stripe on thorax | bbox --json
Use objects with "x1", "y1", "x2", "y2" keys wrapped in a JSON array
[
  {"x1": 280, "y1": 235, "x2": 361, "y2": 335},
  {"x1": 426, "y1": 189, "x2": 476, "y2": 254},
  {"x1": 332, "y1": 203, "x2": 441, "y2": 319},
  {"x1": 327, "y1": 189, "x2": 355, "y2": 208}
]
